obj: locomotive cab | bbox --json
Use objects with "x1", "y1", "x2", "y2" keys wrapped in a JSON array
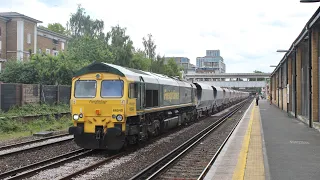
[{"x1": 68, "y1": 63, "x2": 136, "y2": 150}]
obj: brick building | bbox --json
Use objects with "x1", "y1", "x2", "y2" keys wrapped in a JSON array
[
  {"x1": 0, "y1": 12, "x2": 69, "y2": 71},
  {"x1": 270, "y1": 6, "x2": 320, "y2": 129}
]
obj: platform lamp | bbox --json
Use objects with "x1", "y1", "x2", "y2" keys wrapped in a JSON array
[{"x1": 300, "y1": 0, "x2": 320, "y2": 2}]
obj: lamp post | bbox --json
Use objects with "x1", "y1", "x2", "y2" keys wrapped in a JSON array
[{"x1": 300, "y1": 0, "x2": 320, "y2": 2}]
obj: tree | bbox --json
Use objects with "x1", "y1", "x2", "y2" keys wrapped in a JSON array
[
  {"x1": 131, "y1": 49, "x2": 151, "y2": 71},
  {"x1": 164, "y1": 58, "x2": 181, "y2": 77},
  {"x1": 69, "y1": 4, "x2": 104, "y2": 38},
  {"x1": 67, "y1": 35, "x2": 113, "y2": 63},
  {"x1": 47, "y1": 23, "x2": 66, "y2": 35},
  {"x1": 142, "y1": 34, "x2": 156, "y2": 60},
  {"x1": 107, "y1": 25, "x2": 134, "y2": 67}
]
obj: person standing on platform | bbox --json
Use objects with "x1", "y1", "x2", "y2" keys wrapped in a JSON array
[{"x1": 256, "y1": 93, "x2": 260, "y2": 106}]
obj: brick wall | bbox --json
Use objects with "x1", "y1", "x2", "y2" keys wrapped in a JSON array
[
  {"x1": 22, "y1": 84, "x2": 40, "y2": 104},
  {"x1": 37, "y1": 36, "x2": 64, "y2": 55},
  {"x1": 0, "y1": 83, "x2": 71, "y2": 111},
  {"x1": 283, "y1": 88, "x2": 287, "y2": 111},
  {"x1": 288, "y1": 57, "x2": 292, "y2": 112},
  {"x1": 275, "y1": 72, "x2": 279, "y2": 105},
  {"x1": 0, "y1": 19, "x2": 7, "y2": 60},
  {"x1": 296, "y1": 46, "x2": 302, "y2": 115},
  {"x1": 311, "y1": 28, "x2": 319, "y2": 122},
  {"x1": 279, "y1": 88, "x2": 283, "y2": 109},
  {"x1": 6, "y1": 20, "x2": 17, "y2": 60},
  {"x1": 23, "y1": 21, "x2": 35, "y2": 60}
]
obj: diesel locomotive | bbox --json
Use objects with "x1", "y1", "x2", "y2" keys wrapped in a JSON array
[{"x1": 68, "y1": 62, "x2": 249, "y2": 150}]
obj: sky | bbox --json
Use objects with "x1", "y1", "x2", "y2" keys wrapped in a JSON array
[{"x1": 0, "y1": 0, "x2": 319, "y2": 73}]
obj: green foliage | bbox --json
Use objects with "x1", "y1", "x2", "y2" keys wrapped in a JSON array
[
  {"x1": 131, "y1": 49, "x2": 152, "y2": 71},
  {"x1": 0, "y1": 116, "x2": 73, "y2": 139},
  {"x1": 143, "y1": 34, "x2": 156, "y2": 60},
  {"x1": 0, "y1": 103, "x2": 71, "y2": 139},
  {"x1": 47, "y1": 23, "x2": 66, "y2": 35},
  {"x1": 107, "y1": 25, "x2": 134, "y2": 67},
  {"x1": 164, "y1": 58, "x2": 181, "y2": 77},
  {"x1": 0, "y1": 53, "x2": 85, "y2": 85},
  {"x1": 0, "y1": 103, "x2": 70, "y2": 117},
  {"x1": 67, "y1": 35, "x2": 114, "y2": 64},
  {"x1": 1, "y1": 5, "x2": 186, "y2": 85},
  {"x1": 69, "y1": 4, "x2": 104, "y2": 38}
]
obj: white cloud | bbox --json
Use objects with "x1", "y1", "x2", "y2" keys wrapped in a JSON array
[{"x1": 0, "y1": 0, "x2": 318, "y2": 73}]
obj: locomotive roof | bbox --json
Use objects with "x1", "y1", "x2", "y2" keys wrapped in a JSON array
[{"x1": 73, "y1": 62, "x2": 189, "y2": 86}]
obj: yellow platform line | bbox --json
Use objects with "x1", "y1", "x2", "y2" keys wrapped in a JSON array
[
  {"x1": 232, "y1": 102, "x2": 255, "y2": 180},
  {"x1": 244, "y1": 106, "x2": 265, "y2": 180}
]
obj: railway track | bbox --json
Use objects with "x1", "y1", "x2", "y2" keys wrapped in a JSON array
[
  {"x1": 129, "y1": 99, "x2": 250, "y2": 180},
  {"x1": 54, "y1": 101, "x2": 247, "y2": 180},
  {"x1": 0, "y1": 134, "x2": 73, "y2": 158},
  {"x1": 0, "y1": 100, "x2": 248, "y2": 180},
  {"x1": 0, "y1": 148, "x2": 92, "y2": 180}
]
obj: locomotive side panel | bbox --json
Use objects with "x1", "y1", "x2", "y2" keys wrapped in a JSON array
[
  {"x1": 162, "y1": 84, "x2": 180, "y2": 106},
  {"x1": 179, "y1": 86, "x2": 193, "y2": 104}
]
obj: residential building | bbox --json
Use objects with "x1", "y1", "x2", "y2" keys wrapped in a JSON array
[
  {"x1": 0, "y1": 12, "x2": 69, "y2": 71},
  {"x1": 164, "y1": 57, "x2": 196, "y2": 73},
  {"x1": 196, "y1": 50, "x2": 226, "y2": 73}
]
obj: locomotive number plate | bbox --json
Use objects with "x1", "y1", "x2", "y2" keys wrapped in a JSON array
[{"x1": 112, "y1": 108, "x2": 124, "y2": 113}]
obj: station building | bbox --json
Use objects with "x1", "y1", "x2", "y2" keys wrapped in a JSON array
[{"x1": 270, "y1": 7, "x2": 320, "y2": 129}]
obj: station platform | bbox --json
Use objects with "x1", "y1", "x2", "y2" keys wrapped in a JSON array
[{"x1": 204, "y1": 99, "x2": 320, "y2": 180}]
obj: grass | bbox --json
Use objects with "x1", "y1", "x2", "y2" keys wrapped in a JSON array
[
  {"x1": 0, "y1": 115, "x2": 73, "y2": 141},
  {"x1": 0, "y1": 103, "x2": 70, "y2": 117},
  {"x1": 0, "y1": 103, "x2": 72, "y2": 141}
]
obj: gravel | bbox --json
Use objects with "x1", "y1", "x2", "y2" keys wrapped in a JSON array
[
  {"x1": 157, "y1": 101, "x2": 251, "y2": 179},
  {"x1": 24, "y1": 155, "x2": 103, "y2": 180},
  {"x1": 0, "y1": 129, "x2": 68, "y2": 147},
  {"x1": 70, "y1": 101, "x2": 249, "y2": 180},
  {"x1": 0, "y1": 135, "x2": 73, "y2": 156},
  {"x1": 0, "y1": 139, "x2": 80, "y2": 174}
]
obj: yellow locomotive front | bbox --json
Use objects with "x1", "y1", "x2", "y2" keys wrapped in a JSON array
[{"x1": 69, "y1": 63, "x2": 136, "y2": 150}]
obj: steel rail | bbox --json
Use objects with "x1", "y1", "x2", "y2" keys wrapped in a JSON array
[
  {"x1": 4, "y1": 149, "x2": 93, "y2": 180},
  {"x1": 0, "y1": 133, "x2": 71, "y2": 151},
  {"x1": 129, "y1": 99, "x2": 249, "y2": 180},
  {"x1": 0, "y1": 137, "x2": 74, "y2": 158},
  {"x1": 197, "y1": 100, "x2": 251, "y2": 179}
]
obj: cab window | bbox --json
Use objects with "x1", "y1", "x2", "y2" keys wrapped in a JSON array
[
  {"x1": 129, "y1": 83, "x2": 139, "y2": 98},
  {"x1": 101, "y1": 80, "x2": 124, "y2": 97},
  {"x1": 74, "y1": 80, "x2": 97, "y2": 98}
]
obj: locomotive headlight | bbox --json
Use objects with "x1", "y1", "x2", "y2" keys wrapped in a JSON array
[
  {"x1": 116, "y1": 114, "x2": 123, "y2": 121},
  {"x1": 73, "y1": 114, "x2": 79, "y2": 120}
]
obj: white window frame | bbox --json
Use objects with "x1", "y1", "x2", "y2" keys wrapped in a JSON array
[
  {"x1": 0, "y1": 62, "x2": 2, "y2": 73},
  {"x1": 0, "y1": 40, "x2": 2, "y2": 51},
  {"x1": 53, "y1": 50, "x2": 59, "y2": 56},
  {"x1": 27, "y1": 33, "x2": 31, "y2": 44},
  {"x1": 46, "y1": 49, "x2": 50, "y2": 54},
  {"x1": 61, "y1": 42, "x2": 65, "y2": 51}
]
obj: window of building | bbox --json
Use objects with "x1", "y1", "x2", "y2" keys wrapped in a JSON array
[
  {"x1": 61, "y1": 42, "x2": 65, "y2": 51},
  {"x1": 27, "y1": 33, "x2": 31, "y2": 44},
  {"x1": 46, "y1": 49, "x2": 50, "y2": 54},
  {"x1": 53, "y1": 50, "x2": 59, "y2": 56}
]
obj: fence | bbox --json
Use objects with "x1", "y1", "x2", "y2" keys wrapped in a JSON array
[{"x1": 0, "y1": 82, "x2": 71, "y2": 111}]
